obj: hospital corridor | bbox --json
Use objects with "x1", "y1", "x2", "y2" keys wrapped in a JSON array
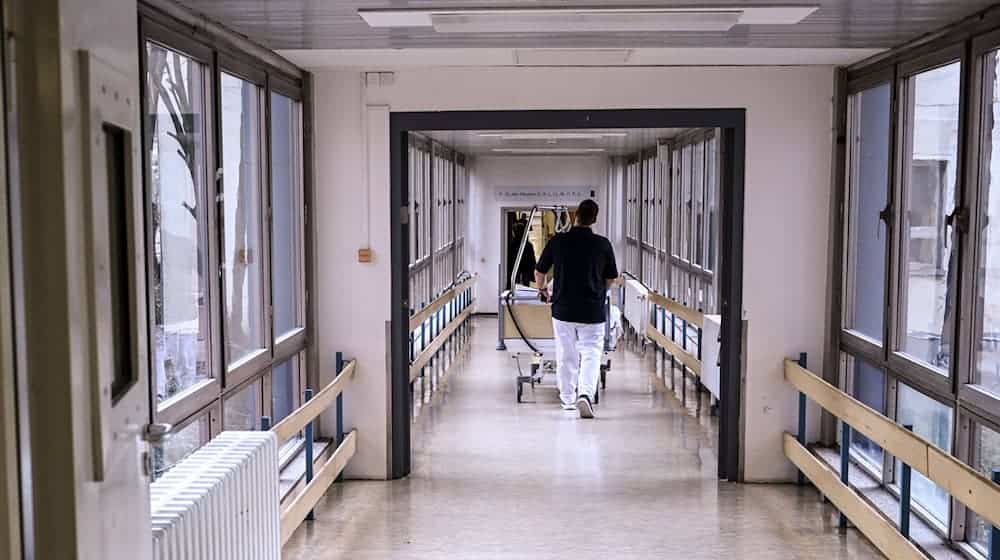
[
  {"x1": 284, "y1": 318, "x2": 878, "y2": 559},
  {"x1": 7, "y1": 1, "x2": 1000, "y2": 559}
]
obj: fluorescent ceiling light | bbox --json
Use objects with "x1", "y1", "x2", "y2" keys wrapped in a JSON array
[
  {"x1": 492, "y1": 148, "x2": 606, "y2": 154},
  {"x1": 358, "y1": 6, "x2": 819, "y2": 33},
  {"x1": 431, "y1": 11, "x2": 740, "y2": 33},
  {"x1": 478, "y1": 132, "x2": 627, "y2": 140}
]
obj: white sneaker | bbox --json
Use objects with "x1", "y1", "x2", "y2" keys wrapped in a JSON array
[
  {"x1": 576, "y1": 395, "x2": 595, "y2": 419},
  {"x1": 561, "y1": 403, "x2": 577, "y2": 411}
]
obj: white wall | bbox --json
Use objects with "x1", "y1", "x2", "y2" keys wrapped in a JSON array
[
  {"x1": 468, "y1": 155, "x2": 610, "y2": 312},
  {"x1": 311, "y1": 65, "x2": 834, "y2": 482}
]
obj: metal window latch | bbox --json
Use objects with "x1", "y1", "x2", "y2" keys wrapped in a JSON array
[
  {"x1": 877, "y1": 205, "x2": 891, "y2": 224},
  {"x1": 945, "y1": 207, "x2": 970, "y2": 233}
]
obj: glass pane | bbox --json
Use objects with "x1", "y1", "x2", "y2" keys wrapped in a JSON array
[
  {"x1": 845, "y1": 83, "x2": 891, "y2": 342},
  {"x1": 154, "y1": 414, "x2": 209, "y2": 477},
  {"x1": 224, "y1": 378, "x2": 261, "y2": 430},
  {"x1": 706, "y1": 136, "x2": 717, "y2": 272},
  {"x1": 693, "y1": 141, "x2": 705, "y2": 267},
  {"x1": 900, "y1": 62, "x2": 961, "y2": 374},
  {"x1": 848, "y1": 354, "x2": 886, "y2": 468},
  {"x1": 969, "y1": 423, "x2": 1000, "y2": 553},
  {"x1": 145, "y1": 43, "x2": 212, "y2": 405},
  {"x1": 270, "y1": 356, "x2": 299, "y2": 425},
  {"x1": 975, "y1": 51, "x2": 1000, "y2": 398},
  {"x1": 896, "y1": 383, "x2": 954, "y2": 524},
  {"x1": 270, "y1": 92, "x2": 304, "y2": 340},
  {"x1": 681, "y1": 144, "x2": 692, "y2": 261},
  {"x1": 221, "y1": 72, "x2": 266, "y2": 366}
]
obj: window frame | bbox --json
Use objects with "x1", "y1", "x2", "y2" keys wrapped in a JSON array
[
  {"x1": 842, "y1": 79, "x2": 894, "y2": 351},
  {"x1": 887, "y1": 46, "x2": 966, "y2": 398},
  {"x1": 838, "y1": 25, "x2": 1000, "y2": 551},
  {"x1": 269, "y1": 90, "x2": 307, "y2": 355},
  {"x1": 140, "y1": 23, "x2": 222, "y2": 426},
  {"x1": 139, "y1": 10, "x2": 312, "y2": 446}
]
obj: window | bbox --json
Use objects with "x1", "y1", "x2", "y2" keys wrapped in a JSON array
[
  {"x1": 969, "y1": 423, "x2": 1000, "y2": 553},
  {"x1": 224, "y1": 378, "x2": 262, "y2": 430},
  {"x1": 270, "y1": 92, "x2": 305, "y2": 341},
  {"x1": 898, "y1": 62, "x2": 961, "y2": 374},
  {"x1": 155, "y1": 413, "x2": 210, "y2": 475},
  {"x1": 895, "y1": 383, "x2": 954, "y2": 525},
  {"x1": 975, "y1": 49, "x2": 1000, "y2": 398},
  {"x1": 406, "y1": 136, "x2": 469, "y2": 315},
  {"x1": 845, "y1": 83, "x2": 892, "y2": 343},
  {"x1": 706, "y1": 136, "x2": 717, "y2": 273},
  {"x1": 846, "y1": 354, "x2": 887, "y2": 469},
  {"x1": 681, "y1": 144, "x2": 692, "y2": 262},
  {"x1": 270, "y1": 355, "x2": 301, "y2": 426},
  {"x1": 145, "y1": 42, "x2": 213, "y2": 407},
  {"x1": 142, "y1": 17, "x2": 309, "y2": 467},
  {"x1": 692, "y1": 141, "x2": 705, "y2": 267},
  {"x1": 221, "y1": 72, "x2": 267, "y2": 368}
]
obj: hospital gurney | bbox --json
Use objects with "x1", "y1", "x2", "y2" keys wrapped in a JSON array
[{"x1": 498, "y1": 286, "x2": 622, "y2": 403}]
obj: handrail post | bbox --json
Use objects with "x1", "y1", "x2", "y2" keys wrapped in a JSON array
[
  {"x1": 335, "y1": 352, "x2": 345, "y2": 446},
  {"x1": 304, "y1": 386, "x2": 316, "y2": 521},
  {"x1": 497, "y1": 265, "x2": 506, "y2": 350},
  {"x1": 991, "y1": 469, "x2": 1000, "y2": 560},
  {"x1": 696, "y1": 326, "x2": 703, "y2": 416},
  {"x1": 659, "y1": 307, "x2": 667, "y2": 380},
  {"x1": 839, "y1": 420, "x2": 850, "y2": 530},
  {"x1": 900, "y1": 424, "x2": 914, "y2": 539},
  {"x1": 670, "y1": 312, "x2": 677, "y2": 391},
  {"x1": 797, "y1": 352, "x2": 807, "y2": 486}
]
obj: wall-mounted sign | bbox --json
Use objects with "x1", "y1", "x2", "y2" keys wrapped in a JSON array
[{"x1": 494, "y1": 186, "x2": 594, "y2": 203}]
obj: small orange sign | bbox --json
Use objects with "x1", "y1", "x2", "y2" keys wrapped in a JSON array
[{"x1": 358, "y1": 248, "x2": 373, "y2": 263}]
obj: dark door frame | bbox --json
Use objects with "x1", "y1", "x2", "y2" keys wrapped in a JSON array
[{"x1": 389, "y1": 109, "x2": 746, "y2": 481}]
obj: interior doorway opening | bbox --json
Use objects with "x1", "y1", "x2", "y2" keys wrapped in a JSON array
[{"x1": 390, "y1": 109, "x2": 746, "y2": 482}]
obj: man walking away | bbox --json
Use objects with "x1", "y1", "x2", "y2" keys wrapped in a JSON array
[{"x1": 534, "y1": 200, "x2": 619, "y2": 419}]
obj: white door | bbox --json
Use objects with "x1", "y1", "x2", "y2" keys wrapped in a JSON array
[{"x1": 80, "y1": 50, "x2": 154, "y2": 559}]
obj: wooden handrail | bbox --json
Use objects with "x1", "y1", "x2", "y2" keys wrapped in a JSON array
[
  {"x1": 280, "y1": 430, "x2": 357, "y2": 545},
  {"x1": 784, "y1": 433, "x2": 928, "y2": 560},
  {"x1": 272, "y1": 360, "x2": 357, "y2": 446},
  {"x1": 785, "y1": 358, "x2": 1000, "y2": 530},
  {"x1": 646, "y1": 323, "x2": 701, "y2": 377},
  {"x1": 409, "y1": 275, "x2": 476, "y2": 331},
  {"x1": 648, "y1": 291, "x2": 705, "y2": 328},
  {"x1": 410, "y1": 301, "x2": 475, "y2": 382}
]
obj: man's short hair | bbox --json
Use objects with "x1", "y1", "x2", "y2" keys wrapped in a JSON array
[{"x1": 577, "y1": 199, "x2": 599, "y2": 226}]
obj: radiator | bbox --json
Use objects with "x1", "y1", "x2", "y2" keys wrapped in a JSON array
[
  {"x1": 150, "y1": 431, "x2": 280, "y2": 560},
  {"x1": 623, "y1": 277, "x2": 649, "y2": 331}
]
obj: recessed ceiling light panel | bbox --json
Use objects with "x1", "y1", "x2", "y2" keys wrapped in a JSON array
[
  {"x1": 492, "y1": 147, "x2": 607, "y2": 154},
  {"x1": 431, "y1": 11, "x2": 741, "y2": 33},
  {"x1": 478, "y1": 132, "x2": 627, "y2": 140},
  {"x1": 358, "y1": 6, "x2": 820, "y2": 33}
]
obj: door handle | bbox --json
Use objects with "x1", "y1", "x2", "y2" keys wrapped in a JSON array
[{"x1": 141, "y1": 423, "x2": 173, "y2": 446}]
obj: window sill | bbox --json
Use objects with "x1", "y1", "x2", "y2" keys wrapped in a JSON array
[{"x1": 814, "y1": 447, "x2": 968, "y2": 560}]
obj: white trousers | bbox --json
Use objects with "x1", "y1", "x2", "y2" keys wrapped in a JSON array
[{"x1": 552, "y1": 318, "x2": 605, "y2": 405}]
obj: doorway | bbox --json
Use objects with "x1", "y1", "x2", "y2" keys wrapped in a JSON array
[
  {"x1": 501, "y1": 207, "x2": 577, "y2": 293},
  {"x1": 390, "y1": 109, "x2": 745, "y2": 481}
]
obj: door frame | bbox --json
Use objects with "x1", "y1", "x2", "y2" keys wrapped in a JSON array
[{"x1": 389, "y1": 109, "x2": 746, "y2": 481}]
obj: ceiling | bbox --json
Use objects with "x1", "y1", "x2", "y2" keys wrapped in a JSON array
[
  {"x1": 419, "y1": 128, "x2": 687, "y2": 156},
  {"x1": 175, "y1": 0, "x2": 999, "y2": 51}
]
